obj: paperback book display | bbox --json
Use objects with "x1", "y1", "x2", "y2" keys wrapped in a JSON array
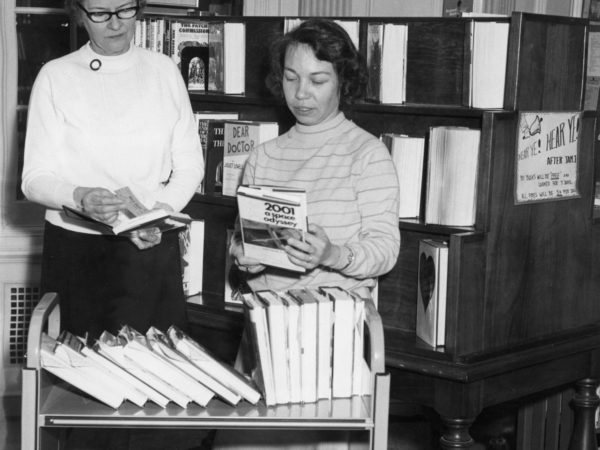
[
  {"x1": 222, "y1": 121, "x2": 279, "y2": 197},
  {"x1": 236, "y1": 185, "x2": 308, "y2": 272},
  {"x1": 238, "y1": 286, "x2": 368, "y2": 406}
]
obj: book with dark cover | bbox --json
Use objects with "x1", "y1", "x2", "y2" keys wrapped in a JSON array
[{"x1": 202, "y1": 119, "x2": 227, "y2": 194}]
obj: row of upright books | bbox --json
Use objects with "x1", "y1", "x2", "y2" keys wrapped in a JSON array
[
  {"x1": 135, "y1": 18, "x2": 245, "y2": 94},
  {"x1": 193, "y1": 112, "x2": 279, "y2": 196},
  {"x1": 41, "y1": 325, "x2": 261, "y2": 409},
  {"x1": 136, "y1": 15, "x2": 511, "y2": 108},
  {"x1": 383, "y1": 126, "x2": 481, "y2": 227},
  {"x1": 238, "y1": 286, "x2": 369, "y2": 406},
  {"x1": 40, "y1": 285, "x2": 370, "y2": 409},
  {"x1": 366, "y1": 20, "x2": 510, "y2": 107}
]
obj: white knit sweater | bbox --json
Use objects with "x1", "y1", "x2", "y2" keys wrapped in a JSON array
[{"x1": 22, "y1": 42, "x2": 204, "y2": 233}]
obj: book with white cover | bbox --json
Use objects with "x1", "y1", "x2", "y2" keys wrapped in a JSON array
[
  {"x1": 146, "y1": 327, "x2": 215, "y2": 407},
  {"x1": 168, "y1": 325, "x2": 261, "y2": 404},
  {"x1": 73, "y1": 342, "x2": 149, "y2": 407},
  {"x1": 54, "y1": 331, "x2": 149, "y2": 406},
  {"x1": 40, "y1": 333, "x2": 125, "y2": 409},
  {"x1": 468, "y1": 21, "x2": 510, "y2": 108},
  {"x1": 118, "y1": 326, "x2": 192, "y2": 408},
  {"x1": 381, "y1": 133, "x2": 426, "y2": 219},
  {"x1": 288, "y1": 289, "x2": 318, "y2": 403},
  {"x1": 279, "y1": 291, "x2": 302, "y2": 403},
  {"x1": 320, "y1": 286, "x2": 355, "y2": 398},
  {"x1": 239, "y1": 292, "x2": 276, "y2": 406},
  {"x1": 307, "y1": 289, "x2": 333, "y2": 400},
  {"x1": 236, "y1": 185, "x2": 307, "y2": 272},
  {"x1": 255, "y1": 290, "x2": 290, "y2": 404},
  {"x1": 179, "y1": 220, "x2": 205, "y2": 296},
  {"x1": 366, "y1": 23, "x2": 408, "y2": 104},
  {"x1": 94, "y1": 332, "x2": 170, "y2": 407},
  {"x1": 349, "y1": 293, "x2": 368, "y2": 396},
  {"x1": 425, "y1": 126, "x2": 481, "y2": 227},
  {"x1": 416, "y1": 239, "x2": 449, "y2": 347}
]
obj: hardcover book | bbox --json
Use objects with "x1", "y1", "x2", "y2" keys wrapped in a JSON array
[
  {"x1": 238, "y1": 292, "x2": 276, "y2": 406},
  {"x1": 236, "y1": 185, "x2": 308, "y2": 272},
  {"x1": 202, "y1": 119, "x2": 228, "y2": 195},
  {"x1": 179, "y1": 220, "x2": 204, "y2": 297},
  {"x1": 416, "y1": 239, "x2": 449, "y2": 347},
  {"x1": 381, "y1": 133, "x2": 426, "y2": 219},
  {"x1": 168, "y1": 325, "x2": 261, "y2": 404},
  {"x1": 366, "y1": 22, "x2": 408, "y2": 104},
  {"x1": 40, "y1": 333, "x2": 125, "y2": 409},
  {"x1": 288, "y1": 288, "x2": 318, "y2": 403},
  {"x1": 207, "y1": 21, "x2": 245, "y2": 94},
  {"x1": 169, "y1": 20, "x2": 209, "y2": 70},
  {"x1": 221, "y1": 121, "x2": 279, "y2": 197},
  {"x1": 424, "y1": 126, "x2": 481, "y2": 227},
  {"x1": 95, "y1": 331, "x2": 171, "y2": 408},
  {"x1": 255, "y1": 290, "x2": 290, "y2": 404},
  {"x1": 320, "y1": 286, "x2": 355, "y2": 398}
]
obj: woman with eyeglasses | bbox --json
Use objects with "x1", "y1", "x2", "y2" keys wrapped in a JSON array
[{"x1": 21, "y1": 0, "x2": 204, "y2": 344}]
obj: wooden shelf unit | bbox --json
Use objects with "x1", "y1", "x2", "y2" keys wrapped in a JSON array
[{"x1": 178, "y1": 11, "x2": 600, "y2": 448}]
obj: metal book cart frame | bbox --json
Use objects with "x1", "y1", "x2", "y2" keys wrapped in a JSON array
[{"x1": 21, "y1": 293, "x2": 391, "y2": 450}]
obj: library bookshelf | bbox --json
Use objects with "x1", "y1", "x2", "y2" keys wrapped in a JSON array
[{"x1": 179, "y1": 12, "x2": 600, "y2": 449}]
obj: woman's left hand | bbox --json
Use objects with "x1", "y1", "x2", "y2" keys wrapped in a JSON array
[
  {"x1": 130, "y1": 227, "x2": 162, "y2": 250},
  {"x1": 285, "y1": 223, "x2": 340, "y2": 270}
]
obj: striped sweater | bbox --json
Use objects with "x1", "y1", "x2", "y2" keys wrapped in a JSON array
[{"x1": 241, "y1": 112, "x2": 400, "y2": 294}]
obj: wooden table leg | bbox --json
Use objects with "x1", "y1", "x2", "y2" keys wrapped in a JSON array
[
  {"x1": 440, "y1": 417, "x2": 476, "y2": 449},
  {"x1": 567, "y1": 378, "x2": 600, "y2": 450}
]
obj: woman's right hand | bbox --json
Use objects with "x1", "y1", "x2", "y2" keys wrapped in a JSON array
[
  {"x1": 230, "y1": 233, "x2": 266, "y2": 274},
  {"x1": 74, "y1": 187, "x2": 126, "y2": 225}
]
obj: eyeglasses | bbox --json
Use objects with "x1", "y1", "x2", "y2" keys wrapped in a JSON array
[{"x1": 77, "y1": 2, "x2": 139, "y2": 23}]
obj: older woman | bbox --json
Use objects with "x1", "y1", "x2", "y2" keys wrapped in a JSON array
[
  {"x1": 22, "y1": 0, "x2": 204, "y2": 341},
  {"x1": 221, "y1": 18, "x2": 400, "y2": 450}
]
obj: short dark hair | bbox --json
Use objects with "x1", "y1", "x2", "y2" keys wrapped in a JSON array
[
  {"x1": 64, "y1": 0, "x2": 146, "y2": 26},
  {"x1": 266, "y1": 18, "x2": 367, "y2": 105}
]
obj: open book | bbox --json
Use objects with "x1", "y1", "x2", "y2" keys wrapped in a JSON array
[
  {"x1": 62, "y1": 206, "x2": 191, "y2": 236},
  {"x1": 236, "y1": 185, "x2": 308, "y2": 272}
]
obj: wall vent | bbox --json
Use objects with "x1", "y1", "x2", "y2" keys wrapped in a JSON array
[{"x1": 5, "y1": 284, "x2": 41, "y2": 366}]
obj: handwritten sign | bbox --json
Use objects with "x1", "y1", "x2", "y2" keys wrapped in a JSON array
[{"x1": 515, "y1": 111, "x2": 581, "y2": 204}]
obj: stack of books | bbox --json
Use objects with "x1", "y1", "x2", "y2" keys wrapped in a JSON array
[
  {"x1": 238, "y1": 286, "x2": 369, "y2": 406},
  {"x1": 40, "y1": 325, "x2": 261, "y2": 409}
]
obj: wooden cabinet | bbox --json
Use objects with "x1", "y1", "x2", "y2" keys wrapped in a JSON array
[{"x1": 181, "y1": 12, "x2": 600, "y2": 448}]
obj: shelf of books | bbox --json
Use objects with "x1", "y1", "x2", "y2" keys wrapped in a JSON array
[{"x1": 174, "y1": 11, "x2": 600, "y2": 375}]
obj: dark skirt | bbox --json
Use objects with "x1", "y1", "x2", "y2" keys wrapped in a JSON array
[{"x1": 41, "y1": 221, "x2": 188, "y2": 341}]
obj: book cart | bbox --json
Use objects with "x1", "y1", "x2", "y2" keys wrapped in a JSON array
[
  {"x1": 21, "y1": 292, "x2": 391, "y2": 450},
  {"x1": 179, "y1": 12, "x2": 600, "y2": 449}
]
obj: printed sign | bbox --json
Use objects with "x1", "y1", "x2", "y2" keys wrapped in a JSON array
[{"x1": 515, "y1": 111, "x2": 581, "y2": 204}]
